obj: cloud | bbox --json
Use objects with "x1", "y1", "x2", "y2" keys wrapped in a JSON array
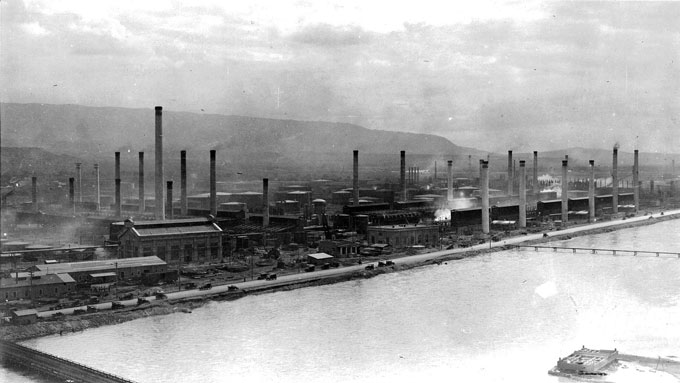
[
  {"x1": 2, "y1": 1, "x2": 680, "y2": 153},
  {"x1": 21, "y1": 21, "x2": 49, "y2": 35},
  {"x1": 290, "y1": 23, "x2": 371, "y2": 46}
]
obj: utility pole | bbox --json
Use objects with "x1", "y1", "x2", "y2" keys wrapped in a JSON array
[{"x1": 115, "y1": 262, "x2": 118, "y2": 298}]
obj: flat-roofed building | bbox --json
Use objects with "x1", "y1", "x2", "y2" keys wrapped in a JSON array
[
  {"x1": 307, "y1": 252, "x2": 334, "y2": 265},
  {"x1": 31, "y1": 256, "x2": 167, "y2": 285},
  {"x1": 114, "y1": 218, "x2": 223, "y2": 264},
  {"x1": 367, "y1": 224, "x2": 439, "y2": 248},
  {"x1": 318, "y1": 240, "x2": 358, "y2": 258},
  {"x1": 11, "y1": 309, "x2": 38, "y2": 325}
]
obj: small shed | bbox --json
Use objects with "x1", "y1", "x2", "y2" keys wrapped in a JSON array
[
  {"x1": 12, "y1": 309, "x2": 38, "y2": 325},
  {"x1": 307, "y1": 252, "x2": 334, "y2": 265}
]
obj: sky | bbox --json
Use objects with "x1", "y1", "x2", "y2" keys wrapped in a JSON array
[{"x1": 1, "y1": 0, "x2": 679, "y2": 153}]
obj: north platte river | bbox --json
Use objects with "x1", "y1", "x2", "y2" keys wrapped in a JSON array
[{"x1": 5, "y1": 219, "x2": 680, "y2": 383}]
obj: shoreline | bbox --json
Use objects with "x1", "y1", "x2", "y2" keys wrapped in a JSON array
[{"x1": 2, "y1": 211, "x2": 679, "y2": 343}]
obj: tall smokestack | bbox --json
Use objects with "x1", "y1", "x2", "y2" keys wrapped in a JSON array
[
  {"x1": 561, "y1": 160, "x2": 568, "y2": 224},
  {"x1": 633, "y1": 149, "x2": 639, "y2": 214},
  {"x1": 31, "y1": 176, "x2": 37, "y2": 211},
  {"x1": 166, "y1": 181, "x2": 173, "y2": 220},
  {"x1": 75, "y1": 162, "x2": 82, "y2": 203},
  {"x1": 434, "y1": 161, "x2": 437, "y2": 181},
  {"x1": 533, "y1": 151, "x2": 539, "y2": 196},
  {"x1": 519, "y1": 161, "x2": 526, "y2": 228},
  {"x1": 115, "y1": 152, "x2": 121, "y2": 179},
  {"x1": 353, "y1": 150, "x2": 359, "y2": 206},
  {"x1": 115, "y1": 151, "x2": 121, "y2": 216},
  {"x1": 447, "y1": 160, "x2": 453, "y2": 202},
  {"x1": 115, "y1": 179, "x2": 121, "y2": 216},
  {"x1": 507, "y1": 150, "x2": 513, "y2": 195},
  {"x1": 69, "y1": 177, "x2": 75, "y2": 212},
  {"x1": 210, "y1": 149, "x2": 217, "y2": 216},
  {"x1": 481, "y1": 161, "x2": 490, "y2": 234},
  {"x1": 263, "y1": 178, "x2": 270, "y2": 228},
  {"x1": 181, "y1": 150, "x2": 187, "y2": 216},
  {"x1": 612, "y1": 146, "x2": 618, "y2": 214},
  {"x1": 94, "y1": 163, "x2": 101, "y2": 211},
  {"x1": 138, "y1": 152, "x2": 145, "y2": 214},
  {"x1": 400, "y1": 151, "x2": 406, "y2": 201},
  {"x1": 589, "y1": 160, "x2": 595, "y2": 222},
  {"x1": 155, "y1": 106, "x2": 165, "y2": 220}
]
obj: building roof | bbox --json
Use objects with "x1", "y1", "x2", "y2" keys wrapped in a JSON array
[
  {"x1": 370, "y1": 224, "x2": 438, "y2": 231},
  {"x1": 90, "y1": 272, "x2": 117, "y2": 278},
  {"x1": 112, "y1": 218, "x2": 217, "y2": 227},
  {"x1": 13, "y1": 309, "x2": 38, "y2": 317},
  {"x1": 33, "y1": 256, "x2": 166, "y2": 274},
  {"x1": 1, "y1": 273, "x2": 75, "y2": 288},
  {"x1": 131, "y1": 223, "x2": 222, "y2": 237},
  {"x1": 308, "y1": 253, "x2": 334, "y2": 260}
]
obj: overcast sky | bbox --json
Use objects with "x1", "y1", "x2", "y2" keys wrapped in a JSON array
[{"x1": 2, "y1": 0, "x2": 679, "y2": 152}]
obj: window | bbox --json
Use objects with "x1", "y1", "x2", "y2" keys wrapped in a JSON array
[
  {"x1": 157, "y1": 246, "x2": 166, "y2": 260},
  {"x1": 210, "y1": 240, "x2": 219, "y2": 259},
  {"x1": 171, "y1": 245, "x2": 180, "y2": 261},
  {"x1": 184, "y1": 244, "x2": 193, "y2": 263},
  {"x1": 197, "y1": 243, "x2": 206, "y2": 259},
  {"x1": 13, "y1": 291, "x2": 17, "y2": 298},
  {"x1": 143, "y1": 247, "x2": 153, "y2": 257}
]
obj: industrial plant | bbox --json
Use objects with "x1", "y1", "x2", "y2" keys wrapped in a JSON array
[{"x1": 1, "y1": 106, "x2": 679, "y2": 324}]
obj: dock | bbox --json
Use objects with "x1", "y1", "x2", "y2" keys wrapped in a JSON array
[
  {"x1": 0, "y1": 339, "x2": 137, "y2": 383},
  {"x1": 515, "y1": 245, "x2": 680, "y2": 258}
]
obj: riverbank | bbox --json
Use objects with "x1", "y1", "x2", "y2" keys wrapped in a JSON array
[{"x1": 2, "y1": 210, "x2": 679, "y2": 342}]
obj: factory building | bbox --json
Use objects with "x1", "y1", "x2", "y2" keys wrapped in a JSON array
[
  {"x1": 114, "y1": 218, "x2": 223, "y2": 263},
  {"x1": 1, "y1": 273, "x2": 76, "y2": 302},
  {"x1": 307, "y1": 252, "x2": 334, "y2": 265},
  {"x1": 30, "y1": 256, "x2": 169, "y2": 286},
  {"x1": 367, "y1": 224, "x2": 439, "y2": 248},
  {"x1": 318, "y1": 240, "x2": 359, "y2": 257}
]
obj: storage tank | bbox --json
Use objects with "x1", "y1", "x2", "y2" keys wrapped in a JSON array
[
  {"x1": 354, "y1": 214, "x2": 369, "y2": 234},
  {"x1": 276, "y1": 200, "x2": 301, "y2": 215},
  {"x1": 231, "y1": 191, "x2": 263, "y2": 211},
  {"x1": 220, "y1": 202, "x2": 248, "y2": 212},
  {"x1": 332, "y1": 190, "x2": 351, "y2": 205},
  {"x1": 286, "y1": 191, "x2": 312, "y2": 208},
  {"x1": 312, "y1": 198, "x2": 327, "y2": 216}
]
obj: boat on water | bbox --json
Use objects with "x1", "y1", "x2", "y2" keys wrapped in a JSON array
[{"x1": 548, "y1": 346, "x2": 618, "y2": 379}]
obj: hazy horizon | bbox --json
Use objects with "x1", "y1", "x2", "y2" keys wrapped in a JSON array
[{"x1": 2, "y1": 1, "x2": 679, "y2": 154}]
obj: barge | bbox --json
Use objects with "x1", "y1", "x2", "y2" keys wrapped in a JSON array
[{"x1": 548, "y1": 346, "x2": 619, "y2": 379}]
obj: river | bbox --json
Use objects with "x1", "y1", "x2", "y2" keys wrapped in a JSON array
[{"x1": 4, "y1": 219, "x2": 680, "y2": 382}]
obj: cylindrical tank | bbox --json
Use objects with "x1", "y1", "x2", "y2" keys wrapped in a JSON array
[
  {"x1": 332, "y1": 190, "x2": 351, "y2": 205},
  {"x1": 354, "y1": 214, "x2": 369, "y2": 234},
  {"x1": 312, "y1": 198, "x2": 327, "y2": 216}
]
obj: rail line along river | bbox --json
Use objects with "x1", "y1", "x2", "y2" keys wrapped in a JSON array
[{"x1": 4, "y1": 219, "x2": 680, "y2": 383}]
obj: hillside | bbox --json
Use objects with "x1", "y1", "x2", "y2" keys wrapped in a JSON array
[{"x1": 0, "y1": 103, "x2": 484, "y2": 160}]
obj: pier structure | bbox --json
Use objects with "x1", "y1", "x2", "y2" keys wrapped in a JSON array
[{"x1": 0, "y1": 340, "x2": 137, "y2": 383}]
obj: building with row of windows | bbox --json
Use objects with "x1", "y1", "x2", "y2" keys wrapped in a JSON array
[
  {"x1": 114, "y1": 218, "x2": 223, "y2": 263},
  {"x1": 367, "y1": 224, "x2": 440, "y2": 248}
]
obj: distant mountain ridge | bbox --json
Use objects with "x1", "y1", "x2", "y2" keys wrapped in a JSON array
[{"x1": 0, "y1": 103, "x2": 485, "y2": 160}]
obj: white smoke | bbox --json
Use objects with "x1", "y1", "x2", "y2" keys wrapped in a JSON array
[{"x1": 434, "y1": 208, "x2": 451, "y2": 222}]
